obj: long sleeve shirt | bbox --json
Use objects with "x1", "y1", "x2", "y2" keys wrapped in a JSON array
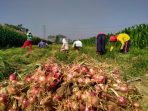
[
  {"x1": 117, "y1": 33, "x2": 130, "y2": 49},
  {"x1": 62, "y1": 38, "x2": 68, "y2": 50},
  {"x1": 73, "y1": 40, "x2": 82, "y2": 47},
  {"x1": 62, "y1": 38, "x2": 67, "y2": 45},
  {"x1": 110, "y1": 33, "x2": 130, "y2": 51}
]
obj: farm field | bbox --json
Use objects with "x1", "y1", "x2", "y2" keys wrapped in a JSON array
[
  {"x1": 0, "y1": 0, "x2": 148, "y2": 110},
  {"x1": 0, "y1": 44, "x2": 148, "y2": 110}
]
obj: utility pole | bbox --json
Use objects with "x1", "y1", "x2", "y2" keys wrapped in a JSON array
[{"x1": 43, "y1": 25, "x2": 46, "y2": 39}]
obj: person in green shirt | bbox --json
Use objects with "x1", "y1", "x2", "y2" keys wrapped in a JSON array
[{"x1": 22, "y1": 29, "x2": 33, "y2": 53}]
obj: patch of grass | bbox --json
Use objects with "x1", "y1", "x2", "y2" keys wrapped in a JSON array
[
  {"x1": 55, "y1": 51, "x2": 68, "y2": 62},
  {"x1": 123, "y1": 56, "x2": 148, "y2": 79},
  {"x1": 55, "y1": 51, "x2": 77, "y2": 64},
  {"x1": 78, "y1": 46, "x2": 148, "y2": 79},
  {"x1": 0, "y1": 45, "x2": 148, "y2": 80},
  {"x1": 115, "y1": 48, "x2": 148, "y2": 80},
  {"x1": 0, "y1": 45, "x2": 54, "y2": 79}
]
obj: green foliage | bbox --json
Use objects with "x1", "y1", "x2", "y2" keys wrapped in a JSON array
[
  {"x1": 0, "y1": 25, "x2": 26, "y2": 48},
  {"x1": 55, "y1": 51, "x2": 77, "y2": 64},
  {"x1": 81, "y1": 37, "x2": 96, "y2": 46},
  {"x1": 124, "y1": 50, "x2": 147, "y2": 77},
  {"x1": 0, "y1": 45, "x2": 53, "y2": 79},
  {"x1": 81, "y1": 24, "x2": 148, "y2": 49},
  {"x1": 4, "y1": 23, "x2": 27, "y2": 32},
  {"x1": 0, "y1": 57, "x2": 16, "y2": 79},
  {"x1": 120, "y1": 24, "x2": 148, "y2": 48},
  {"x1": 77, "y1": 45, "x2": 148, "y2": 79},
  {"x1": 0, "y1": 24, "x2": 51, "y2": 48}
]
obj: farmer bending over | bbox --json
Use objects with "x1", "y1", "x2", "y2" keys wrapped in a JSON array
[
  {"x1": 110, "y1": 33, "x2": 130, "y2": 53},
  {"x1": 38, "y1": 40, "x2": 47, "y2": 48},
  {"x1": 72, "y1": 40, "x2": 83, "y2": 50}
]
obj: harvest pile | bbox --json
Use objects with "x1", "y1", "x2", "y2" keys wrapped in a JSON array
[{"x1": 0, "y1": 58, "x2": 142, "y2": 111}]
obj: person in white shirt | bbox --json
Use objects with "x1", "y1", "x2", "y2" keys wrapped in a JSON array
[
  {"x1": 61, "y1": 37, "x2": 69, "y2": 51},
  {"x1": 72, "y1": 40, "x2": 82, "y2": 50}
]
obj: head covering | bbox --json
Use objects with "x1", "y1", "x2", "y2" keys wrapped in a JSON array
[
  {"x1": 96, "y1": 32, "x2": 105, "y2": 38},
  {"x1": 98, "y1": 32, "x2": 105, "y2": 35},
  {"x1": 110, "y1": 36, "x2": 117, "y2": 42}
]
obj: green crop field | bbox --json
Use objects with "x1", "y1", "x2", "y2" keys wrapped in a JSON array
[{"x1": 0, "y1": 45, "x2": 147, "y2": 79}]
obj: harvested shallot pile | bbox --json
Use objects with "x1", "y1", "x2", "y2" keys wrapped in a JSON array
[{"x1": 0, "y1": 58, "x2": 143, "y2": 111}]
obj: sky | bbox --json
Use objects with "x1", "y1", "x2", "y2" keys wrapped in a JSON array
[{"x1": 0, "y1": 0, "x2": 148, "y2": 40}]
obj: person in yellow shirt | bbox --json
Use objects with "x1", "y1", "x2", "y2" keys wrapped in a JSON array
[{"x1": 110, "y1": 33, "x2": 130, "y2": 53}]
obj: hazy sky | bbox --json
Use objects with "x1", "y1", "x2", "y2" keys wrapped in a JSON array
[{"x1": 0, "y1": 0, "x2": 148, "y2": 39}]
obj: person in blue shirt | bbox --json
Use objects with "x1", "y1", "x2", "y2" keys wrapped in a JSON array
[{"x1": 38, "y1": 40, "x2": 47, "y2": 48}]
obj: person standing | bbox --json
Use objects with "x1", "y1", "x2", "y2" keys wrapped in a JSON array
[
  {"x1": 110, "y1": 33, "x2": 130, "y2": 53},
  {"x1": 22, "y1": 29, "x2": 33, "y2": 53},
  {"x1": 61, "y1": 37, "x2": 69, "y2": 51},
  {"x1": 72, "y1": 39, "x2": 83, "y2": 50},
  {"x1": 96, "y1": 32, "x2": 106, "y2": 55}
]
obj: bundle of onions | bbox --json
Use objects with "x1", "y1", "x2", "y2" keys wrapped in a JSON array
[
  {"x1": 118, "y1": 84, "x2": 129, "y2": 92},
  {"x1": 0, "y1": 59, "x2": 142, "y2": 111},
  {"x1": 7, "y1": 86, "x2": 18, "y2": 95},
  {"x1": 66, "y1": 73, "x2": 73, "y2": 82},
  {"x1": 81, "y1": 66, "x2": 89, "y2": 74},
  {"x1": 28, "y1": 96, "x2": 36, "y2": 104},
  {"x1": 24, "y1": 75, "x2": 32, "y2": 82},
  {"x1": 52, "y1": 65, "x2": 59, "y2": 74},
  {"x1": 9, "y1": 72, "x2": 17, "y2": 82},
  {"x1": 84, "y1": 78, "x2": 91, "y2": 85},
  {"x1": 29, "y1": 86, "x2": 41, "y2": 96},
  {"x1": 107, "y1": 104, "x2": 115, "y2": 111},
  {"x1": 117, "y1": 96, "x2": 127, "y2": 107},
  {"x1": 44, "y1": 63, "x2": 51, "y2": 72},
  {"x1": 88, "y1": 68, "x2": 95, "y2": 77},
  {"x1": 110, "y1": 88, "x2": 128, "y2": 107},
  {"x1": 75, "y1": 90, "x2": 82, "y2": 100},
  {"x1": 93, "y1": 75, "x2": 107, "y2": 84},
  {"x1": 78, "y1": 78, "x2": 84, "y2": 84},
  {"x1": 22, "y1": 98, "x2": 29, "y2": 108},
  {"x1": 38, "y1": 75, "x2": 46, "y2": 84},
  {"x1": 52, "y1": 94, "x2": 62, "y2": 102},
  {"x1": 0, "y1": 93, "x2": 8, "y2": 104},
  {"x1": 54, "y1": 72, "x2": 61, "y2": 80}
]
